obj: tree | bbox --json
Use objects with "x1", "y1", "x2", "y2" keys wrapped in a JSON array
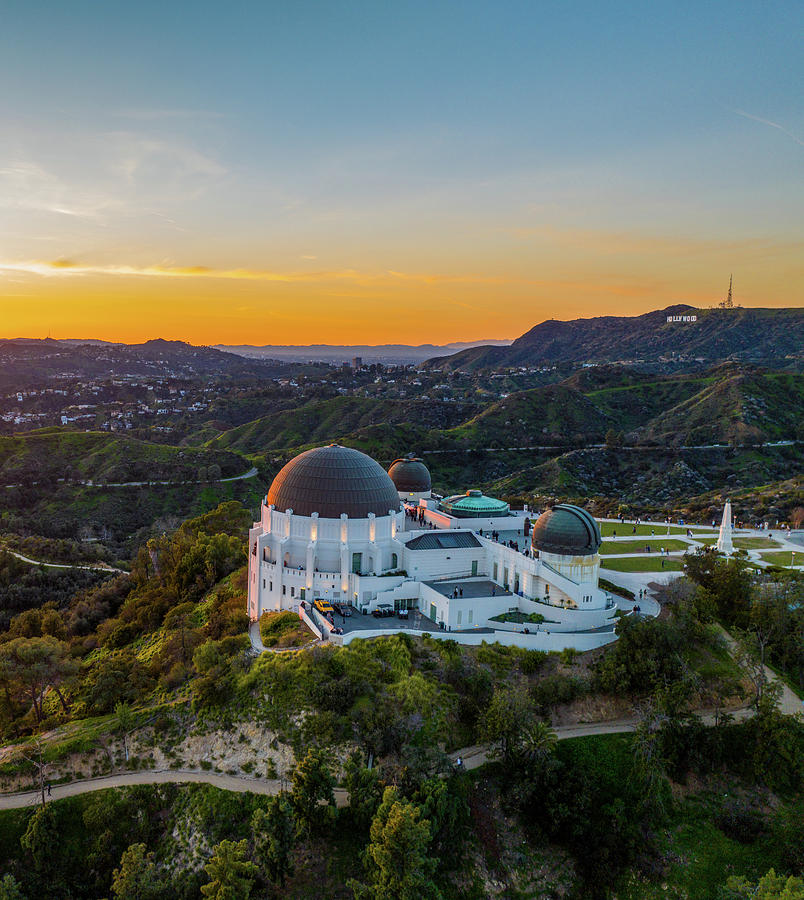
[
  {"x1": 343, "y1": 752, "x2": 384, "y2": 832},
  {"x1": 350, "y1": 787, "x2": 441, "y2": 900},
  {"x1": 20, "y1": 803, "x2": 61, "y2": 886},
  {"x1": 723, "y1": 869, "x2": 804, "y2": 899},
  {"x1": 115, "y1": 701, "x2": 136, "y2": 762},
  {"x1": 0, "y1": 636, "x2": 78, "y2": 723},
  {"x1": 111, "y1": 843, "x2": 164, "y2": 900},
  {"x1": 0, "y1": 875, "x2": 25, "y2": 900},
  {"x1": 479, "y1": 684, "x2": 537, "y2": 764},
  {"x1": 201, "y1": 839, "x2": 258, "y2": 900},
  {"x1": 291, "y1": 747, "x2": 336, "y2": 835},
  {"x1": 252, "y1": 795, "x2": 296, "y2": 887}
]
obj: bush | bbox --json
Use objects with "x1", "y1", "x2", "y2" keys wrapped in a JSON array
[{"x1": 532, "y1": 673, "x2": 589, "y2": 711}]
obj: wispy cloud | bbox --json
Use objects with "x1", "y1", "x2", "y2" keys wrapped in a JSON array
[
  {"x1": 732, "y1": 108, "x2": 804, "y2": 148},
  {"x1": 0, "y1": 258, "x2": 507, "y2": 286}
]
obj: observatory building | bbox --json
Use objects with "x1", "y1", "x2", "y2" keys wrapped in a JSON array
[{"x1": 247, "y1": 445, "x2": 616, "y2": 643}]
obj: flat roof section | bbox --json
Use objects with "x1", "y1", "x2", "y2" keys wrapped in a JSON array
[
  {"x1": 405, "y1": 531, "x2": 482, "y2": 551},
  {"x1": 424, "y1": 579, "x2": 513, "y2": 599}
]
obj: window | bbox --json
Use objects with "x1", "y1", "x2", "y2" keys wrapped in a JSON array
[
  {"x1": 262, "y1": 579, "x2": 265, "y2": 588},
  {"x1": 269, "y1": 581, "x2": 273, "y2": 591},
  {"x1": 291, "y1": 587, "x2": 295, "y2": 598},
  {"x1": 493, "y1": 563, "x2": 498, "y2": 581},
  {"x1": 457, "y1": 610, "x2": 462, "y2": 625},
  {"x1": 468, "y1": 609, "x2": 473, "y2": 624},
  {"x1": 282, "y1": 585, "x2": 286, "y2": 596}
]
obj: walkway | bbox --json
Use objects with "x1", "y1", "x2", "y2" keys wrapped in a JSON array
[
  {"x1": 0, "y1": 769, "x2": 348, "y2": 811},
  {"x1": 0, "y1": 544, "x2": 126, "y2": 574}
]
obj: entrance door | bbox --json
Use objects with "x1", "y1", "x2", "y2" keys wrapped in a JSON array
[
  {"x1": 471, "y1": 560, "x2": 478, "y2": 576},
  {"x1": 351, "y1": 552, "x2": 362, "y2": 574},
  {"x1": 429, "y1": 603, "x2": 437, "y2": 621}
]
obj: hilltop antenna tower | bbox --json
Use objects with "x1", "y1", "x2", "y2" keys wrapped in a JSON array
[{"x1": 726, "y1": 274, "x2": 733, "y2": 308}]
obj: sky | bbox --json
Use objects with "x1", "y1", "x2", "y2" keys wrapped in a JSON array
[{"x1": 0, "y1": 0, "x2": 802, "y2": 345}]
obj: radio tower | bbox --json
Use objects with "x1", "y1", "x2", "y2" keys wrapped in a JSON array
[{"x1": 726, "y1": 274, "x2": 733, "y2": 308}]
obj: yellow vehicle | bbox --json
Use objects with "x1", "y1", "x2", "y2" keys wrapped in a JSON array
[{"x1": 314, "y1": 598, "x2": 334, "y2": 615}]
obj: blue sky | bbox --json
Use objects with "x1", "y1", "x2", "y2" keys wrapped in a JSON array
[{"x1": 0, "y1": 1, "x2": 801, "y2": 342}]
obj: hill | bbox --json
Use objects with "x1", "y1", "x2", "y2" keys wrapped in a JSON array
[
  {"x1": 0, "y1": 430, "x2": 246, "y2": 486},
  {"x1": 208, "y1": 396, "x2": 478, "y2": 454},
  {"x1": 0, "y1": 338, "x2": 300, "y2": 390},
  {"x1": 426, "y1": 306, "x2": 804, "y2": 372},
  {"x1": 446, "y1": 384, "x2": 613, "y2": 446}
]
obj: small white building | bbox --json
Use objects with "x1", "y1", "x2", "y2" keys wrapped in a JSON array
[{"x1": 247, "y1": 446, "x2": 617, "y2": 641}]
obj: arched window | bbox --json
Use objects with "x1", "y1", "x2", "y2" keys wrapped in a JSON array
[{"x1": 391, "y1": 553, "x2": 398, "y2": 569}]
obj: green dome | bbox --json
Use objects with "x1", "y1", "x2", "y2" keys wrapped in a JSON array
[
  {"x1": 439, "y1": 490, "x2": 510, "y2": 518},
  {"x1": 531, "y1": 504, "x2": 601, "y2": 556}
]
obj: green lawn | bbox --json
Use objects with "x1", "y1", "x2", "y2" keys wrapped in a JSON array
[
  {"x1": 733, "y1": 537, "x2": 782, "y2": 550},
  {"x1": 599, "y1": 522, "x2": 690, "y2": 537},
  {"x1": 601, "y1": 556, "x2": 684, "y2": 572},
  {"x1": 695, "y1": 536, "x2": 782, "y2": 550},
  {"x1": 600, "y1": 539, "x2": 690, "y2": 555},
  {"x1": 760, "y1": 550, "x2": 800, "y2": 566}
]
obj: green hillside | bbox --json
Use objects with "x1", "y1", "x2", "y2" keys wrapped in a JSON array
[
  {"x1": 0, "y1": 430, "x2": 246, "y2": 486},
  {"x1": 209, "y1": 396, "x2": 477, "y2": 454},
  {"x1": 637, "y1": 372, "x2": 804, "y2": 446},
  {"x1": 447, "y1": 383, "x2": 613, "y2": 446}
]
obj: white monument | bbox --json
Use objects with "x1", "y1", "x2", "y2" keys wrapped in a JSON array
[{"x1": 716, "y1": 499, "x2": 734, "y2": 555}]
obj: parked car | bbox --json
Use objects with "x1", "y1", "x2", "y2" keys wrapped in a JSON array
[
  {"x1": 314, "y1": 598, "x2": 334, "y2": 615},
  {"x1": 333, "y1": 602, "x2": 352, "y2": 617},
  {"x1": 372, "y1": 603, "x2": 394, "y2": 618}
]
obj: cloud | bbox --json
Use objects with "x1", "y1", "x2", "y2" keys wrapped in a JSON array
[
  {"x1": 0, "y1": 258, "x2": 508, "y2": 286},
  {"x1": 732, "y1": 108, "x2": 804, "y2": 148}
]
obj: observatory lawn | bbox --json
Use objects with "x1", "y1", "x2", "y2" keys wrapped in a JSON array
[
  {"x1": 601, "y1": 556, "x2": 684, "y2": 572},
  {"x1": 760, "y1": 551, "x2": 800, "y2": 567},
  {"x1": 599, "y1": 539, "x2": 689, "y2": 555},
  {"x1": 598, "y1": 522, "x2": 691, "y2": 537},
  {"x1": 693, "y1": 536, "x2": 781, "y2": 550}
]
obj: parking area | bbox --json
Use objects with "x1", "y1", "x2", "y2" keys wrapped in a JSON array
[{"x1": 337, "y1": 607, "x2": 442, "y2": 634}]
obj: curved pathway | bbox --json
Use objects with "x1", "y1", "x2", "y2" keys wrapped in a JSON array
[
  {"x1": 0, "y1": 769, "x2": 348, "y2": 811},
  {"x1": 0, "y1": 544, "x2": 126, "y2": 574}
]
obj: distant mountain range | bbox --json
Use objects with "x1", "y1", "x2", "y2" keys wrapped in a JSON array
[
  {"x1": 0, "y1": 338, "x2": 292, "y2": 389},
  {"x1": 425, "y1": 305, "x2": 804, "y2": 371},
  {"x1": 214, "y1": 341, "x2": 511, "y2": 364}
]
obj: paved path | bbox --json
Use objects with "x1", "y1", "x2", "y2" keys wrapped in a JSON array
[
  {"x1": 0, "y1": 769, "x2": 348, "y2": 811},
  {"x1": 0, "y1": 545, "x2": 126, "y2": 574}
]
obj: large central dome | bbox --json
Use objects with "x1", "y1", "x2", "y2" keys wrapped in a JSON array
[{"x1": 266, "y1": 445, "x2": 401, "y2": 518}]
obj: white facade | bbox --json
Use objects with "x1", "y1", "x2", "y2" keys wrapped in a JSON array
[{"x1": 248, "y1": 501, "x2": 614, "y2": 634}]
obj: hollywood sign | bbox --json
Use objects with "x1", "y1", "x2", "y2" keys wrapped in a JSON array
[{"x1": 666, "y1": 315, "x2": 697, "y2": 323}]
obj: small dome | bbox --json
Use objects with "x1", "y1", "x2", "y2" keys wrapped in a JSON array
[
  {"x1": 388, "y1": 454, "x2": 431, "y2": 493},
  {"x1": 266, "y1": 445, "x2": 401, "y2": 519},
  {"x1": 531, "y1": 504, "x2": 601, "y2": 556},
  {"x1": 440, "y1": 490, "x2": 510, "y2": 518}
]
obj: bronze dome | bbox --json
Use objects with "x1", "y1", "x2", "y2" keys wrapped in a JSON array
[
  {"x1": 531, "y1": 504, "x2": 602, "y2": 556},
  {"x1": 388, "y1": 454, "x2": 431, "y2": 493},
  {"x1": 266, "y1": 445, "x2": 401, "y2": 518}
]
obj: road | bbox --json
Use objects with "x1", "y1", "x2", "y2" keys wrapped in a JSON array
[
  {"x1": 1, "y1": 467, "x2": 259, "y2": 490},
  {"x1": 0, "y1": 769, "x2": 348, "y2": 811},
  {"x1": 0, "y1": 545, "x2": 126, "y2": 574},
  {"x1": 0, "y1": 702, "x2": 767, "y2": 810}
]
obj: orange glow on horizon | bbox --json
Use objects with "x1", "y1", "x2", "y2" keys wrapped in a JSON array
[{"x1": 0, "y1": 228, "x2": 800, "y2": 345}]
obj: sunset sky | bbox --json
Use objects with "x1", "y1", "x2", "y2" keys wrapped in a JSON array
[{"x1": 1, "y1": 1, "x2": 801, "y2": 345}]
